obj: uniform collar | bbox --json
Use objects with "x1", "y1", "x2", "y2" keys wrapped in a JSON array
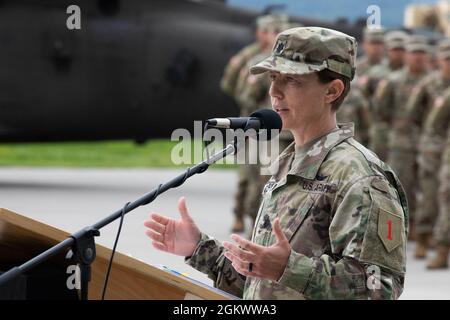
[{"x1": 269, "y1": 123, "x2": 355, "y2": 181}]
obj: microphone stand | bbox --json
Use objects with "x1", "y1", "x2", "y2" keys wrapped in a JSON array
[{"x1": 0, "y1": 140, "x2": 241, "y2": 300}]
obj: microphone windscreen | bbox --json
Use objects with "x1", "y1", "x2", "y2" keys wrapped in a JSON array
[{"x1": 250, "y1": 108, "x2": 282, "y2": 140}]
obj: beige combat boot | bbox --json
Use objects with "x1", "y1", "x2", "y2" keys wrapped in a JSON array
[
  {"x1": 414, "y1": 232, "x2": 432, "y2": 259},
  {"x1": 426, "y1": 245, "x2": 449, "y2": 269}
]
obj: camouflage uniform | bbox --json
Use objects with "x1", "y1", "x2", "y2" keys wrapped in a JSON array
[
  {"x1": 357, "y1": 30, "x2": 408, "y2": 106},
  {"x1": 355, "y1": 28, "x2": 385, "y2": 77},
  {"x1": 220, "y1": 42, "x2": 261, "y2": 97},
  {"x1": 337, "y1": 81, "x2": 371, "y2": 146},
  {"x1": 356, "y1": 56, "x2": 386, "y2": 78},
  {"x1": 355, "y1": 32, "x2": 407, "y2": 155},
  {"x1": 371, "y1": 67, "x2": 428, "y2": 162},
  {"x1": 423, "y1": 89, "x2": 450, "y2": 247},
  {"x1": 235, "y1": 52, "x2": 272, "y2": 116},
  {"x1": 421, "y1": 89, "x2": 450, "y2": 268},
  {"x1": 371, "y1": 37, "x2": 429, "y2": 224},
  {"x1": 186, "y1": 27, "x2": 408, "y2": 299},
  {"x1": 411, "y1": 40, "x2": 450, "y2": 241},
  {"x1": 186, "y1": 125, "x2": 408, "y2": 299},
  {"x1": 408, "y1": 72, "x2": 450, "y2": 237}
]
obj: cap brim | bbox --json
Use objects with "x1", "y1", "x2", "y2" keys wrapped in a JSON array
[
  {"x1": 386, "y1": 44, "x2": 405, "y2": 50},
  {"x1": 249, "y1": 55, "x2": 326, "y2": 75},
  {"x1": 364, "y1": 37, "x2": 384, "y2": 43},
  {"x1": 406, "y1": 45, "x2": 429, "y2": 53}
]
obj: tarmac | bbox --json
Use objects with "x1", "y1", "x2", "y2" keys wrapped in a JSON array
[{"x1": 0, "y1": 168, "x2": 448, "y2": 299}]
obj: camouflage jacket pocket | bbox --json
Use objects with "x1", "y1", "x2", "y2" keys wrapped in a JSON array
[{"x1": 285, "y1": 194, "x2": 318, "y2": 243}]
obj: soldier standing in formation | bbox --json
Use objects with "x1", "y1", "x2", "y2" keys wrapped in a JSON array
[
  {"x1": 404, "y1": 39, "x2": 450, "y2": 254},
  {"x1": 418, "y1": 87, "x2": 450, "y2": 268},
  {"x1": 371, "y1": 35, "x2": 429, "y2": 235},
  {"x1": 356, "y1": 27, "x2": 386, "y2": 77},
  {"x1": 358, "y1": 30, "x2": 408, "y2": 106}
]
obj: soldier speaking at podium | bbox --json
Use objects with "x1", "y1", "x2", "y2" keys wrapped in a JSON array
[{"x1": 144, "y1": 27, "x2": 408, "y2": 300}]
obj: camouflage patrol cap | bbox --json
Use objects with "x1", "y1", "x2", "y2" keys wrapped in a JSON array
[
  {"x1": 282, "y1": 22, "x2": 304, "y2": 30},
  {"x1": 384, "y1": 30, "x2": 409, "y2": 50},
  {"x1": 363, "y1": 27, "x2": 385, "y2": 43},
  {"x1": 256, "y1": 14, "x2": 289, "y2": 33},
  {"x1": 405, "y1": 34, "x2": 429, "y2": 52},
  {"x1": 437, "y1": 38, "x2": 450, "y2": 59},
  {"x1": 249, "y1": 27, "x2": 357, "y2": 80}
]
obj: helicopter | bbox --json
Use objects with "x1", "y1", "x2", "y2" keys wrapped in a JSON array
[{"x1": 0, "y1": 0, "x2": 364, "y2": 143}]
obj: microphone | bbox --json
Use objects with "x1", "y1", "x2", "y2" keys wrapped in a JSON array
[{"x1": 206, "y1": 109, "x2": 282, "y2": 132}]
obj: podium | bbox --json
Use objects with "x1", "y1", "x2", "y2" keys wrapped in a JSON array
[{"x1": 0, "y1": 208, "x2": 236, "y2": 300}]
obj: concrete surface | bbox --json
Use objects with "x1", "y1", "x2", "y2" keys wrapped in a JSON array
[{"x1": 0, "y1": 168, "x2": 448, "y2": 299}]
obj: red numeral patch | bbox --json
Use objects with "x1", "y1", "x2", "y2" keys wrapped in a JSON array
[{"x1": 387, "y1": 219, "x2": 393, "y2": 241}]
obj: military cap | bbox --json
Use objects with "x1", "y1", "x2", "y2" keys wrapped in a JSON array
[
  {"x1": 256, "y1": 14, "x2": 289, "y2": 33},
  {"x1": 437, "y1": 38, "x2": 450, "y2": 59},
  {"x1": 363, "y1": 27, "x2": 385, "y2": 43},
  {"x1": 282, "y1": 22, "x2": 304, "y2": 29},
  {"x1": 405, "y1": 34, "x2": 429, "y2": 52},
  {"x1": 384, "y1": 30, "x2": 409, "y2": 50},
  {"x1": 250, "y1": 26, "x2": 357, "y2": 80}
]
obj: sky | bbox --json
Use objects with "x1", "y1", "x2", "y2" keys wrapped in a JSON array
[{"x1": 227, "y1": 0, "x2": 438, "y2": 27}]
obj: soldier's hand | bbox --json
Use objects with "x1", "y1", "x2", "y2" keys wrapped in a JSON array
[
  {"x1": 144, "y1": 197, "x2": 201, "y2": 257},
  {"x1": 223, "y1": 218, "x2": 291, "y2": 281}
]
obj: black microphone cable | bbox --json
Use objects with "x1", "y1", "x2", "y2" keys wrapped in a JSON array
[{"x1": 101, "y1": 201, "x2": 130, "y2": 300}]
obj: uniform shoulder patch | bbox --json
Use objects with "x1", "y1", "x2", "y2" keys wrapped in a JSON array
[
  {"x1": 378, "y1": 208, "x2": 403, "y2": 253},
  {"x1": 371, "y1": 178, "x2": 390, "y2": 193}
]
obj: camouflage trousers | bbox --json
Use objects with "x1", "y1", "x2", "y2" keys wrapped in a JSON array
[
  {"x1": 435, "y1": 150, "x2": 450, "y2": 246},
  {"x1": 414, "y1": 138, "x2": 443, "y2": 235},
  {"x1": 388, "y1": 149, "x2": 417, "y2": 223}
]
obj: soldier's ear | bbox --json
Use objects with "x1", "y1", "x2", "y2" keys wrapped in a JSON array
[{"x1": 324, "y1": 79, "x2": 345, "y2": 105}]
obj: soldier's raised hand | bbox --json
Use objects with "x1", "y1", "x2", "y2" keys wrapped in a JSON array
[{"x1": 144, "y1": 197, "x2": 201, "y2": 257}]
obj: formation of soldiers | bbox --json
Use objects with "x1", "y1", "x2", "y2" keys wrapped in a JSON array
[
  {"x1": 350, "y1": 27, "x2": 450, "y2": 270},
  {"x1": 220, "y1": 18, "x2": 449, "y2": 269}
]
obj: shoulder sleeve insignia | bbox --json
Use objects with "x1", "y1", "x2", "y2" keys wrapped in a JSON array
[{"x1": 378, "y1": 208, "x2": 403, "y2": 253}]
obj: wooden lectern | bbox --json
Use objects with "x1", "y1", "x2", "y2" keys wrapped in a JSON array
[{"x1": 0, "y1": 208, "x2": 236, "y2": 300}]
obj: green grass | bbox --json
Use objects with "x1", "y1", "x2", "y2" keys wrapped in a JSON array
[{"x1": 0, "y1": 140, "x2": 237, "y2": 168}]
